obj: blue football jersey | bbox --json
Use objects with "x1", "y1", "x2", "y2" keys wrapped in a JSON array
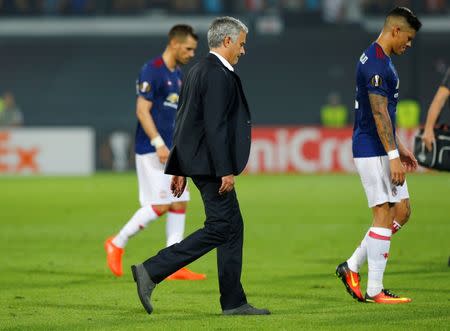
[
  {"x1": 135, "y1": 56, "x2": 182, "y2": 154},
  {"x1": 353, "y1": 43, "x2": 400, "y2": 157}
]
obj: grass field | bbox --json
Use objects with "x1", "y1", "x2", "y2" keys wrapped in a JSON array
[{"x1": 0, "y1": 173, "x2": 449, "y2": 330}]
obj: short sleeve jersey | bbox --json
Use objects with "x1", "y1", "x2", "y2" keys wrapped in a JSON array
[
  {"x1": 135, "y1": 56, "x2": 182, "y2": 154},
  {"x1": 352, "y1": 43, "x2": 400, "y2": 157}
]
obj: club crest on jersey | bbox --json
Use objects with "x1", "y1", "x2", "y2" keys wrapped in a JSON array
[
  {"x1": 139, "y1": 81, "x2": 151, "y2": 93},
  {"x1": 392, "y1": 186, "x2": 397, "y2": 196},
  {"x1": 370, "y1": 75, "x2": 382, "y2": 87}
]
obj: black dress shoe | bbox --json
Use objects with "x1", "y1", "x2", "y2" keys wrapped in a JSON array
[
  {"x1": 131, "y1": 264, "x2": 156, "y2": 314},
  {"x1": 222, "y1": 303, "x2": 270, "y2": 315}
]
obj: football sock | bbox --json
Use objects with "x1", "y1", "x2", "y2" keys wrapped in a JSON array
[
  {"x1": 166, "y1": 209, "x2": 186, "y2": 247},
  {"x1": 392, "y1": 220, "x2": 402, "y2": 234},
  {"x1": 367, "y1": 227, "x2": 392, "y2": 297},
  {"x1": 113, "y1": 206, "x2": 161, "y2": 248},
  {"x1": 347, "y1": 230, "x2": 369, "y2": 272}
]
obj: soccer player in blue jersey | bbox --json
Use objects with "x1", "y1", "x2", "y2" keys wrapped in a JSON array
[
  {"x1": 105, "y1": 25, "x2": 206, "y2": 280},
  {"x1": 336, "y1": 7, "x2": 421, "y2": 304}
]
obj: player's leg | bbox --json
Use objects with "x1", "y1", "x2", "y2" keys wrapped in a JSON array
[
  {"x1": 105, "y1": 153, "x2": 170, "y2": 277},
  {"x1": 338, "y1": 156, "x2": 411, "y2": 303},
  {"x1": 166, "y1": 204, "x2": 188, "y2": 248},
  {"x1": 111, "y1": 204, "x2": 169, "y2": 249},
  {"x1": 344, "y1": 184, "x2": 410, "y2": 279},
  {"x1": 365, "y1": 202, "x2": 394, "y2": 297},
  {"x1": 336, "y1": 157, "x2": 383, "y2": 302},
  {"x1": 364, "y1": 157, "x2": 411, "y2": 304},
  {"x1": 364, "y1": 202, "x2": 410, "y2": 303},
  {"x1": 165, "y1": 183, "x2": 206, "y2": 280},
  {"x1": 393, "y1": 197, "x2": 411, "y2": 234}
]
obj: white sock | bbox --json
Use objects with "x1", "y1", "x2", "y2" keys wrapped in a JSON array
[
  {"x1": 112, "y1": 206, "x2": 159, "y2": 248},
  {"x1": 347, "y1": 230, "x2": 369, "y2": 272},
  {"x1": 366, "y1": 227, "x2": 392, "y2": 297},
  {"x1": 392, "y1": 220, "x2": 402, "y2": 234},
  {"x1": 166, "y1": 210, "x2": 186, "y2": 247}
]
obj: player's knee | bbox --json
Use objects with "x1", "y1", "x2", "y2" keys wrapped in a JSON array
[
  {"x1": 403, "y1": 204, "x2": 411, "y2": 223},
  {"x1": 152, "y1": 204, "x2": 170, "y2": 216},
  {"x1": 170, "y1": 201, "x2": 187, "y2": 212},
  {"x1": 396, "y1": 200, "x2": 411, "y2": 225}
]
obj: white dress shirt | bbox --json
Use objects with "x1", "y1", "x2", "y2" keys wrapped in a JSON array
[{"x1": 209, "y1": 51, "x2": 234, "y2": 72}]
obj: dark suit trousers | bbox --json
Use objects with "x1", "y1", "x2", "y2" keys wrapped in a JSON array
[{"x1": 142, "y1": 176, "x2": 247, "y2": 310}]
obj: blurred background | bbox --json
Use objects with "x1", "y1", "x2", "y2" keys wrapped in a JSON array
[{"x1": 0, "y1": 0, "x2": 449, "y2": 175}]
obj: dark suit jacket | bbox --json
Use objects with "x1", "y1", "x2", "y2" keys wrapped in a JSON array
[{"x1": 165, "y1": 53, "x2": 251, "y2": 177}]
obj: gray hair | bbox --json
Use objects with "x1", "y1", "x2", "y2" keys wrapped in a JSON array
[{"x1": 207, "y1": 16, "x2": 248, "y2": 49}]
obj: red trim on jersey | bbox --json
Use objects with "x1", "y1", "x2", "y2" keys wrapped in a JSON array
[
  {"x1": 168, "y1": 208, "x2": 186, "y2": 214},
  {"x1": 153, "y1": 57, "x2": 164, "y2": 68},
  {"x1": 375, "y1": 44, "x2": 385, "y2": 59},
  {"x1": 369, "y1": 231, "x2": 391, "y2": 241},
  {"x1": 152, "y1": 206, "x2": 166, "y2": 216}
]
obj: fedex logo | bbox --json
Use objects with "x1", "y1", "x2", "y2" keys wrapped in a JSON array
[{"x1": 0, "y1": 132, "x2": 39, "y2": 173}]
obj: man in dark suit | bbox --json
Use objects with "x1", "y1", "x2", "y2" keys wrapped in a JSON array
[{"x1": 131, "y1": 16, "x2": 270, "y2": 316}]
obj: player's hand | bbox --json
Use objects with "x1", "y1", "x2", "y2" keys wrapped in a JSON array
[
  {"x1": 171, "y1": 176, "x2": 186, "y2": 198},
  {"x1": 422, "y1": 127, "x2": 435, "y2": 152},
  {"x1": 389, "y1": 158, "x2": 405, "y2": 186},
  {"x1": 400, "y1": 148, "x2": 418, "y2": 172},
  {"x1": 219, "y1": 174, "x2": 234, "y2": 195},
  {"x1": 156, "y1": 145, "x2": 170, "y2": 164}
]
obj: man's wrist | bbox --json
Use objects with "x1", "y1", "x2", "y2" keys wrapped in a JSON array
[
  {"x1": 388, "y1": 149, "x2": 400, "y2": 160},
  {"x1": 151, "y1": 135, "x2": 165, "y2": 148}
]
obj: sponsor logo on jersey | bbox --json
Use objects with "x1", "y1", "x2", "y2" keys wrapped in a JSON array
[
  {"x1": 163, "y1": 93, "x2": 179, "y2": 109},
  {"x1": 370, "y1": 75, "x2": 382, "y2": 87}
]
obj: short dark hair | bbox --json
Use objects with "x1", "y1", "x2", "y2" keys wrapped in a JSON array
[
  {"x1": 387, "y1": 7, "x2": 422, "y2": 32},
  {"x1": 168, "y1": 25, "x2": 198, "y2": 42}
]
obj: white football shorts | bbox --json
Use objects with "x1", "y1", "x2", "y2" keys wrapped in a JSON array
[
  {"x1": 135, "y1": 153, "x2": 190, "y2": 206},
  {"x1": 354, "y1": 155, "x2": 409, "y2": 208}
]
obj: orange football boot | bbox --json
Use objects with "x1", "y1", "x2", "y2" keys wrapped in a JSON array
[
  {"x1": 166, "y1": 267, "x2": 206, "y2": 280},
  {"x1": 336, "y1": 262, "x2": 364, "y2": 302},
  {"x1": 365, "y1": 289, "x2": 412, "y2": 304},
  {"x1": 104, "y1": 237, "x2": 124, "y2": 277}
]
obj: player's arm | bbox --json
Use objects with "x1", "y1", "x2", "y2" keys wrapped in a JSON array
[
  {"x1": 136, "y1": 96, "x2": 169, "y2": 163},
  {"x1": 396, "y1": 133, "x2": 418, "y2": 172},
  {"x1": 369, "y1": 93, "x2": 405, "y2": 185},
  {"x1": 422, "y1": 86, "x2": 450, "y2": 151}
]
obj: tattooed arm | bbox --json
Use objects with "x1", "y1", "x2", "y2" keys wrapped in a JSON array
[
  {"x1": 369, "y1": 93, "x2": 396, "y2": 151},
  {"x1": 369, "y1": 93, "x2": 405, "y2": 186}
]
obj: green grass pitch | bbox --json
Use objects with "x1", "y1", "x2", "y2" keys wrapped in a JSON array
[{"x1": 0, "y1": 173, "x2": 449, "y2": 330}]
